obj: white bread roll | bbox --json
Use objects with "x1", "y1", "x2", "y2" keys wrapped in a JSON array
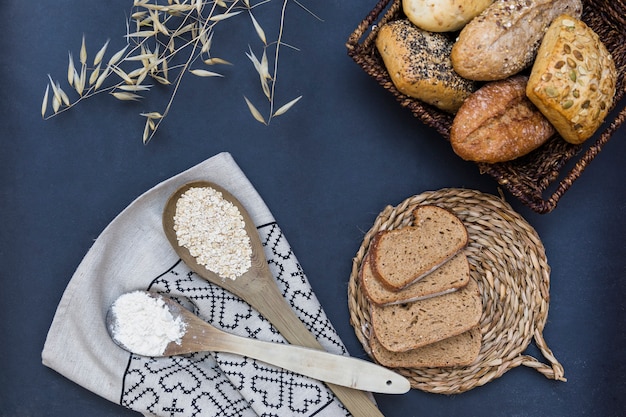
[{"x1": 403, "y1": 0, "x2": 494, "y2": 32}]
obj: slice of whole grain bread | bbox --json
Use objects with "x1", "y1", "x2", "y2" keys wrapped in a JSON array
[
  {"x1": 369, "y1": 326, "x2": 481, "y2": 368},
  {"x1": 370, "y1": 278, "x2": 482, "y2": 352},
  {"x1": 370, "y1": 205, "x2": 468, "y2": 290},
  {"x1": 361, "y1": 250, "x2": 470, "y2": 306}
]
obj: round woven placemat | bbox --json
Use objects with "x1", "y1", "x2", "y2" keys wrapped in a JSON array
[{"x1": 348, "y1": 188, "x2": 565, "y2": 394}]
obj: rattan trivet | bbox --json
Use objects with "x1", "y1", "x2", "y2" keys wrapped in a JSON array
[{"x1": 348, "y1": 188, "x2": 564, "y2": 394}]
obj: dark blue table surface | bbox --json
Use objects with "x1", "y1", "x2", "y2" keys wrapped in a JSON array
[{"x1": 1, "y1": 1, "x2": 625, "y2": 416}]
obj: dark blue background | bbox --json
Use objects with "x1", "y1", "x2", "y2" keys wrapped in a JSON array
[{"x1": 1, "y1": 0, "x2": 625, "y2": 416}]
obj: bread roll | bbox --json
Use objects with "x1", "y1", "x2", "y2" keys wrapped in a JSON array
[
  {"x1": 403, "y1": 0, "x2": 494, "y2": 32},
  {"x1": 527, "y1": 15, "x2": 617, "y2": 144},
  {"x1": 451, "y1": 0, "x2": 582, "y2": 81},
  {"x1": 450, "y1": 75, "x2": 555, "y2": 163},
  {"x1": 375, "y1": 19, "x2": 476, "y2": 113}
]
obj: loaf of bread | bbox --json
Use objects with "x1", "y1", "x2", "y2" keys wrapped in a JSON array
[
  {"x1": 527, "y1": 15, "x2": 617, "y2": 144},
  {"x1": 403, "y1": 0, "x2": 494, "y2": 32},
  {"x1": 370, "y1": 327, "x2": 481, "y2": 368},
  {"x1": 361, "y1": 250, "x2": 470, "y2": 306},
  {"x1": 370, "y1": 278, "x2": 482, "y2": 352},
  {"x1": 450, "y1": 75, "x2": 556, "y2": 163},
  {"x1": 370, "y1": 205, "x2": 468, "y2": 290},
  {"x1": 451, "y1": 0, "x2": 582, "y2": 81},
  {"x1": 375, "y1": 19, "x2": 476, "y2": 113}
]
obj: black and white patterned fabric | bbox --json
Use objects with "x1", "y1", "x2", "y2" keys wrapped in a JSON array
[
  {"x1": 42, "y1": 152, "x2": 356, "y2": 417},
  {"x1": 122, "y1": 223, "x2": 349, "y2": 416}
]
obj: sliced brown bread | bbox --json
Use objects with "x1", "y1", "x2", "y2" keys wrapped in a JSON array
[
  {"x1": 370, "y1": 326, "x2": 481, "y2": 368},
  {"x1": 370, "y1": 278, "x2": 482, "y2": 352},
  {"x1": 370, "y1": 205, "x2": 468, "y2": 290},
  {"x1": 361, "y1": 250, "x2": 470, "y2": 306}
]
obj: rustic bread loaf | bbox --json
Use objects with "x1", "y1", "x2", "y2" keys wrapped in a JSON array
[
  {"x1": 361, "y1": 250, "x2": 470, "y2": 306},
  {"x1": 402, "y1": 0, "x2": 494, "y2": 32},
  {"x1": 450, "y1": 75, "x2": 556, "y2": 163},
  {"x1": 526, "y1": 15, "x2": 617, "y2": 144},
  {"x1": 370, "y1": 205, "x2": 468, "y2": 290},
  {"x1": 370, "y1": 326, "x2": 481, "y2": 368},
  {"x1": 450, "y1": 0, "x2": 582, "y2": 81},
  {"x1": 370, "y1": 278, "x2": 482, "y2": 352},
  {"x1": 375, "y1": 19, "x2": 476, "y2": 113}
]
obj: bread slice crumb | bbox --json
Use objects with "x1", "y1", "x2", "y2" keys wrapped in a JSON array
[
  {"x1": 361, "y1": 250, "x2": 470, "y2": 306},
  {"x1": 370, "y1": 326, "x2": 481, "y2": 368},
  {"x1": 371, "y1": 278, "x2": 482, "y2": 352},
  {"x1": 370, "y1": 205, "x2": 468, "y2": 290}
]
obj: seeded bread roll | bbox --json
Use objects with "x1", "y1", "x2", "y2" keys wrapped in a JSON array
[
  {"x1": 451, "y1": 0, "x2": 582, "y2": 81},
  {"x1": 370, "y1": 327, "x2": 481, "y2": 368},
  {"x1": 361, "y1": 250, "x2": 470, "y2": 306},
  {"x1": 403, "y1": 0, "x2": 494, "y2": 32},
  {"x1": 450, "y1": 75, "x2": 556, "y2": 163},
  {"x1": 375, "y1": 19, "x2": 476, "y2": 113},
  {"x1": 371, "y1": 278, "x2": 482, "y2": 352},
  {"x1": 370, "y1": 205, "x2": 469, "y2": 290},
  {"x1": 527, "y1": 15, "x2": 617, "y2": 144}
]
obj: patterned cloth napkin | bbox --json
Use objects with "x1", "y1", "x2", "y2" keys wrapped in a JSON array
[{"x1": 42, "y1": 152, "x2": 355, "y2": 417}]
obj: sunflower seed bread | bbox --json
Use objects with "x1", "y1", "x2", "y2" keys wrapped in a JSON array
[
  {"x1": 370, "y1": 205, "x2": 468, "y2": 291},
  {"x1": 370, "y1": 278, "x2": 482, "y2": 352},
  {"x1": 375, "y1": 19, "x2": 476, "y2": 113},
  {"x1": 370, "y1": 326, "x2": 481, "y2": 368},
  {"x1": 361, "y1": 250, "x2": 470, "y2": 306},
  {"x1": 526, "y1": 15, "x2": 617, "y2": 144},
  {"x1": 451, "y1": 0, "x2": 583, "y2": 81}
]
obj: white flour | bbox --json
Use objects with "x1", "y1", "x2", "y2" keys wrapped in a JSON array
[{"x1": 111, "y1": 291, "x2": 186, "y2": 356}]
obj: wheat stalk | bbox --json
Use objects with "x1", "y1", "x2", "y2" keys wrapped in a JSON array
[{"x1": 42, "y1": 0, "x2": 317, "y2": 144}]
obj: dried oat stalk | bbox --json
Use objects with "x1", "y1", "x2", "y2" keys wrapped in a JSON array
[{"x1": 42, "y1": 0, "x2": 318, "y2": 144}]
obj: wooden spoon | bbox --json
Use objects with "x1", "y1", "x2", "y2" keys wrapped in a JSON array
[
  {"x1": 163, "y1": 181, "x2": 395, "y2": 416},
  {"x1": 106, "y1": 291, "x2": 409, "y2": 394}
]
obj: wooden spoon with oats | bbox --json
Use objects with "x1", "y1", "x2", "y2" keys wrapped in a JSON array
[{"x1": 163, "y1": 181, "x2": 395, "y2": 416}]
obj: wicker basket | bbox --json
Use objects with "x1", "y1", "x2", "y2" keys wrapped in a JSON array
[
  {"x1": 346, "y1": 0, "x2": 626, "y2": 214},
  {"x1": 348, "y1": 189, "x2": 564, "y2": 393}
]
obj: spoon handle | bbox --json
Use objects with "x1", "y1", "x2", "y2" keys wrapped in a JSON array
[
  {"x1": 211, "y1": 329, "x2": 409, "y2": 394},
  {"x1": 246, "y1": 283, "x2": 390, "y2": 417}
]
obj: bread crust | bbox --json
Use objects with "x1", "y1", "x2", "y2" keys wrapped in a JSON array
[
  {"x1": 450, "y1": 75, "x2": 555, "y2": 163},
  {"x1": 450, "y1": 0, "x2": 582, "y2": 81},
  {"x1": 375, "y1": 19, "x2": 476, "y2": 112}
]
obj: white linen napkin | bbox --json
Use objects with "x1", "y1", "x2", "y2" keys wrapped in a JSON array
[{"x1": 42, "y1": 152, "x2": 352, "y2": 417}]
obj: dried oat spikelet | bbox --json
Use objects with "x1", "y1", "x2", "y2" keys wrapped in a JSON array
[{"x1": 42, "y1": 0, "x2": 318, "y2": 141}]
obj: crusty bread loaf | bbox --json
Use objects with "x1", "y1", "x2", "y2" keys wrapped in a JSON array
[
  {"x1": 375, "y1": 19, "x2": 476, "y2": 113},
  {"x1": 370, "y1": 327, "x2": 481, "y2": 368},
  {"x1": 451, "y1": 0, "x2": 582, "y2": 81},
  {"x1": 450, "y1": 75, "x2": 556, "y2": 163},
  {"x1": 370, "y1": 205, "x2": 468, "y2": 290},
  {"x1": 371, "y1": 278, "x2": 482, "y2": 352},
  {"x1": 361, "y1": 250, "x2": 470, "y2": 306},
  {"x1": 526, "y1": 15, "x2": 617, "y2": 144},
  {"x1": 403, "y1": 0, "x2": 494, "y2": 32}
]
